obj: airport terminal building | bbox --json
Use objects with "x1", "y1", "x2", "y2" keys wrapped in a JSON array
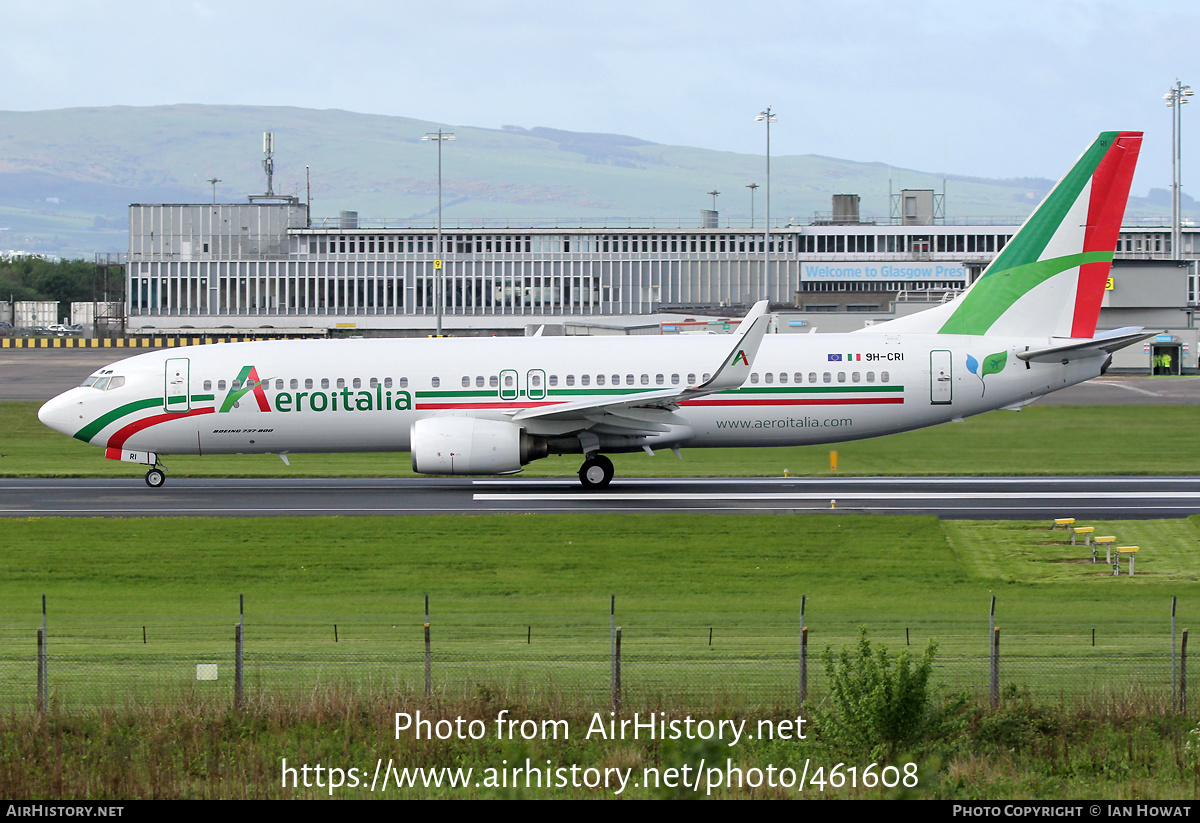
[{"x1": 123, "y1": 195, "x2": 1200, "y2": 371}]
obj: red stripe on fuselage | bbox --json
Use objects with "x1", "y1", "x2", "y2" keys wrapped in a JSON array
[
  {"x1": 1073, "y1": 131, "x2": 1142, "y2": 337},
  {"x1": 680, "y1": 397, "x2": 904, "y2": 407},
  {"x1": 106, "y1": 408, "x2": 215, "y2": 450},
  {"x1": 415, "y1": 401, "x2": 561, "y2": 410}
]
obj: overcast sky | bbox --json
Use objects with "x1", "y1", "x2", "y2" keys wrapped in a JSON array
[{"x1": 3, "y1": 0, "x2": 1197, "y2": 197}]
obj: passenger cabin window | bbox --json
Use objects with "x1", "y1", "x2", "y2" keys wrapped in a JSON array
[
  {"x1": 353, "y1": 378, "x2": 361, "y2": 389},
  {"x1": 203, "y1": 380, "x2": 213, "y2": 391},
  {"x1": 431, "y1": 377, "x2": 440, "y2": 388},
  {"x1": 399, "y1": 378, "x2": 409, "y2": 388},
  {"x1": 290, "y1": 379, "x2": 299, "y2": 389}
]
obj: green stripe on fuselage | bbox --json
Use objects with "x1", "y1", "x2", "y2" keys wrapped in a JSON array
[{"x1": 73, "y1": 397, "x2": 164, "y2": 442}]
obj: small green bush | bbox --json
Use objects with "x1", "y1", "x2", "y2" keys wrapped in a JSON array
[{"x1": 811, "y1": 627, "x2": 964, "y2": 760}]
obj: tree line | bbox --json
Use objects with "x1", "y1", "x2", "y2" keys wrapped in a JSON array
[{"x1": 0, "y1": 257, "x2": 124, "y2": 305}]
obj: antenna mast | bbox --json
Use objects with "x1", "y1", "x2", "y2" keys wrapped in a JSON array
[{"x1": 262, "y1": 132, "x2": 275, "y2": 197}]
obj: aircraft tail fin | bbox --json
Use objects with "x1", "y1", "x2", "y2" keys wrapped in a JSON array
[{"x1": 863, "y1": 131, "x2": 1142, "y2": 339}]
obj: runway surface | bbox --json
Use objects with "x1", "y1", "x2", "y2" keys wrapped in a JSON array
[{"x1": 2, "y1": 476, "x2": 1198, "y2": 519}]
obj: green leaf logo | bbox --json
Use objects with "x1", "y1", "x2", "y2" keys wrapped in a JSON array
[{"x1": 982, "y1": 352, "x2": 1007, "y2": 377}]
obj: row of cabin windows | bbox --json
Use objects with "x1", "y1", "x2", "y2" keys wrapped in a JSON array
[
  {"x1": 468, "y1": 373, "x2": 713, "y2": 389},
  {"x1": 203, "y1": 377, "x2": 405, "y2": 392},
  {"x1": 198, "y1": 369, "x2": 893, "y2": 394},
  {"x1": 453, "y1": 371, "x2": 892, "y2": 389},
  {"x1": 749, "y1": 371, "x2": 890, "y2": 384}
]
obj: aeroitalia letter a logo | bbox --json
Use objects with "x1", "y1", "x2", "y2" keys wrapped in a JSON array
[
  {"x1": 731, "y1": 349, "x2": 749, "y2": 367},
  {"x1": 219, "y1": 366, "x2": 271, "y2": 413}
]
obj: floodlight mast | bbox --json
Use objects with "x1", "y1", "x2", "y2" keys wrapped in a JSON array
[
  {"x1": 1165, "y1": 80, "x2": 1194, "y2": 260},
  {"x1": 755, "y1": 107, "x2": 777, "y2": 302},
  {"x1": 422, "y1": 129, "x2": 456, "y2": 336}
]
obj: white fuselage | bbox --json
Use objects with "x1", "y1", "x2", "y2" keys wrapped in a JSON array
[{"x1": 38, "y1": 332, "x2": 1100, "y2": 462}]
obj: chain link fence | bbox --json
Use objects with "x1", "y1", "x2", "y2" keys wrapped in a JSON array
[{"x1": 0, "y1": 594, "x2": 1188, "y2": 713}]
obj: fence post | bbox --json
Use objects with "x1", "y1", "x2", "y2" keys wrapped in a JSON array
[
  {"x1": 1173, "y1": 597, "x2": 1178, "y2": 708},
  {"x1": 1181, "y1": 628, "x2": 1189, "y2": 715},
  {"x1": 41, "y1": 595, "x2": 47, "y2": 690},
  {"x1": 613, "y1": 627, "x2": 622, "y2": 713},
  {"x1": 36, "y1": 628, "x2": 45, "y2": 714},
  {"x1": 234, "y1": 623, "x2": 244, "y2": 710},
  {"x1": 800, "y1": 627, "x2": 808, "y2": 707},
  {"x1": 609, "y1": 595, "x2": 616, "y2": 698},
  {"x1": 990, "y1": 627, "x2": 1000, "y2": 709},
  {"x1": 424, "y1": 595, "x2": 431, "y2": 697}
]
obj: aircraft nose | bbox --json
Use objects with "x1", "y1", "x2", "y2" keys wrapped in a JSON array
[{"x1": 38, "y1": 390, "x2": 84, "y2": 437}]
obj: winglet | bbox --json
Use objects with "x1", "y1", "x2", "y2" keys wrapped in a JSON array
[{"x1": 694, "y1": 300, "x2": 770, "y2": 392}]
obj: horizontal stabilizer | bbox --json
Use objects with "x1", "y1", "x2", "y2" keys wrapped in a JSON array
[{"x1": 1016, "y1": 327, "x2": 1151, "y2": 364}]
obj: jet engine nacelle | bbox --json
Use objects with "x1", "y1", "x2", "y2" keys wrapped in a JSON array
[{"x1": 410, "y1": 416, "x2": 544, "y2": 475}]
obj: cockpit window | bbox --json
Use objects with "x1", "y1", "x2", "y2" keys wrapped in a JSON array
[
  {"x1": 93, "y1": 376, "x2": 110, "y2": 391},
  {"x1": 80, "y1": 376, "x2": 98, "y2": 388},
  {"x1": 107, "y1": 376, "x2": 125, "y2": 390}
]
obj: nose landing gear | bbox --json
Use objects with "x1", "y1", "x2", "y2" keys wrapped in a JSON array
[
  {"x1": 578, "y1": 453, "x2": 614, "y2": 489},
  {"x1": 145, "y1": 463, "x2": 167, "y2": 488}
]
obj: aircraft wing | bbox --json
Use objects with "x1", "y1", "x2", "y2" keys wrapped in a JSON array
[
  {"x1": 510, "y1": 300, "x2": 771, "y2": 437},
  {"x1": 1016, "y1": 327, "x2": 1152, "y2": 364}
]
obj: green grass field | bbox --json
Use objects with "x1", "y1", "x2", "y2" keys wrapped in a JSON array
[
  {"x1": 2, "y1": 513, "x2": 1198, "y2": 708},
  {"x1": 4, "y1": 401, "x2": 1200, "y2": 798},
  {"x1": 4, "y1": 400, "x2": 1200, "y2": 478},
  {"x1": 2, "y1": 513, "x2": 1199, "y2": 798}
]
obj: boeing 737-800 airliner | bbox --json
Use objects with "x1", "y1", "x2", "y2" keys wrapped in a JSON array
[{"x1": 38, "y1": 132, "x2": 1147, "y2": 489}]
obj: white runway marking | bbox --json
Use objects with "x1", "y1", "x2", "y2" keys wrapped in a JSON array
[
  {"x1": 474, "y1": 491, "x2": 1200, "y2": 501},
  {"x1": 1092, "y1": 380, "x2": 1162, "y2": 397}
]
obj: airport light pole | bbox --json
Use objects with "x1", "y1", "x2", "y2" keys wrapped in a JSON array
[
  {"x1": 755, "y1": 107, "x2": 776, "y2": 301},
  {"x1": 422, "y1": 129, "x2": 455, "y2": 336},
  {"x1": 746, "y1": 182, "x2": 759, "y2": 228},
  {"x1": 1166, "y1": 81, "x2": 1193, "y2": 260}
]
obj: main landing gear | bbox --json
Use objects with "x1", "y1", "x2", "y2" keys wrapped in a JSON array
[
  {"x1": 145, "y1": 464, "x2": 167, "y2": 489},
  {"x1": 578, "y1": 453, "x2": 614, "y2": 489}
]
